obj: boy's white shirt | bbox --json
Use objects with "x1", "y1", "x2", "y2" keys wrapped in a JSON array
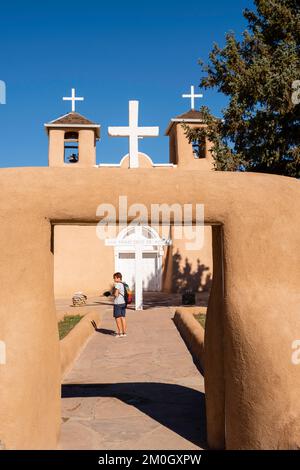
[{"x1": 114, "y1": 282, "x2": 125, "y2": 305}]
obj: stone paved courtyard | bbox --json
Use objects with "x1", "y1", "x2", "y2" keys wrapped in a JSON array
[{"x1": 59, "y1": 305, "x2": 206, "y2": 450}]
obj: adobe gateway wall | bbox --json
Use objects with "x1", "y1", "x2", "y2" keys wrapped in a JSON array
[{"x1": 0, "y1": 167, "x2": 299, "y2": 449}]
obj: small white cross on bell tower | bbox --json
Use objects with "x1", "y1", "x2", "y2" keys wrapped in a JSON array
[
  {"x1": 182, "y1": 85, "x2": 203, "y2": 110},
  {"x1": 45, "y1": 90, "x2": 100, "y2": 167},
  {"x1": 63, "y1": 88, "x2": 84, "y2": 112}
]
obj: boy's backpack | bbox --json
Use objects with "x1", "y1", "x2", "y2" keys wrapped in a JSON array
[{"x1": 122, "y1": 282, "x2": 132, "y2": 305}]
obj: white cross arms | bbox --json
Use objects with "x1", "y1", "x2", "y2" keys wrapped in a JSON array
[
  {"x1": 63, "y1": 88, "x2": 84, "y2": 113},
  {"x1": 108, "y1": 101, "x2": 159, "y2": 168},
  {"x1": 106, "y1": 238, "x2": 171, "y2": 247},
  {"x1": 182, "y1": 85, "x2": 203, "y2": 110}
]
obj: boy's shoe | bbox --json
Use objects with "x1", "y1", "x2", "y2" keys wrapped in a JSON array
[
  {"x1": 121, "y1": 333, "x2": 127, "y2": 337},
  {"x1": 115, "y1": 333, "x2": 122, "y2": 338}
]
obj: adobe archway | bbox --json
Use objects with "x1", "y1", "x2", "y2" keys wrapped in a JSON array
[{"x1": 0, "y1": 167, "x2": 299, "y2": 449}]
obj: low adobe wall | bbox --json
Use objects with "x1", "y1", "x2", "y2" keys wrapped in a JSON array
[
  {"x1": 173, "y1": 307, "x2": 205, "y2": 372},
  {"x1": 60, "y1": 310, "x2": 101, "y2": 378}
]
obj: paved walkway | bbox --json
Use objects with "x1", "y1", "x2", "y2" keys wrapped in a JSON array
[
  {"x1": 59, "y1": 306, "x2": 206, "y2": 450},
  {"x1": 56, "y1": 292, "x2": 210, "y2": 319}
]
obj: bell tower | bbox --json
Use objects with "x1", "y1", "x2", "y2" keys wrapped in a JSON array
[
  {"x1": 165, "y1": 109, "x2": 214, "y2": 170},
  {"x1": 165, "y1": 85, "x2": 214, "y2": 170},
  {"x1": 44, "y1": 89, "x2": 100, "y2": 167}
]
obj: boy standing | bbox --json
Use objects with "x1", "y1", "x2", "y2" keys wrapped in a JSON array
[{"x1": 113, "y1": 272, "x2": 127, "y2": 338}]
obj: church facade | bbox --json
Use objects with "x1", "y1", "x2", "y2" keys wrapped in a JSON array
[{"x1": 44, "y1": 93, "x2": 214, "y2": 299}]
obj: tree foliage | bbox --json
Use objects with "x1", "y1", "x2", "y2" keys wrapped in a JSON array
[{"x1": 184, "y1": 0, "x2": 300, "y2": 177}]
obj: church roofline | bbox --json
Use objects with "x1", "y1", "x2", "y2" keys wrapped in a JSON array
[
  {"x1": 44, "y1": 111, "x2": 100, "y2": 138},
  {"x1": 164, "y1": 108, "x2": 205, "y2": 135},
  {"x1": 47, "y1": 111, "x2": 98, "y2": 125},
  {"x1": 47, "y1": 112, "x2": 72, "y2": 124},
  {"x1": 164, "y1": 118, "x2": 203, "y2": 136}
]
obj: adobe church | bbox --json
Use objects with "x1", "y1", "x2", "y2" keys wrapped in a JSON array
[{"x1": 45, "y1": 88, "x2": 214, "y2": 301}]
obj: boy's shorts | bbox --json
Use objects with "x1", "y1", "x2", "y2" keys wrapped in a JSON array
[{"x1": 113, "y1": 304, "x2": 126, "y2": 318}]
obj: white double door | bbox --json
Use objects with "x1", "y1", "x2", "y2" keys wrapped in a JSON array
[{"x1": 118, "y1": 251, "x2": 161, "y2": 292}]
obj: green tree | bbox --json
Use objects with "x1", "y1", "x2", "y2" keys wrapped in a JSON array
[{"x1": 184, "y1": 0, "x2": 300, "y2": 177}]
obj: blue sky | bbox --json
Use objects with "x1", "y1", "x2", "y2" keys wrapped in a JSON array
[{"x1": 0, "y1": 0, "x2": 254, "y2": 167}]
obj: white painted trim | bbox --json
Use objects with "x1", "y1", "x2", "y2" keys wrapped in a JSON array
[
  {"x1": 119, "y1": 151, "x2": 155, "y2": 167},
  {"x1": 97, "y1": 163, "x2": 121, "y2": 167},
  {"x1": 119, "y1": 153, "x2": 133, "y2": 166},
  {"x1": 171, "y1": 118, "x2": 203, "y2": 122},
  {"x1": 97, "y1": 152, "x2": 175, "y2": 168},
  {"x1": 44, "y1": 123, "x2": 100, "y2": 139},
  {"x1": 157, "y1": 252, "x2": 163, "y2": 291},
  {"x1": 115, "y1": 224, "x2": 170, "y2": 244},
  {"x1": 153, "y1": 163, "x2": 176, "y2": 167},
  {"x1": 97, "y1": 162, "x2": 176, "y2": 168},
  {"x1": 116, "y1": 248, "x2": 162, "y2": 253},
  {"x1": 48, "y1": 112, "x2": 71, "y2": 123},
  {"x1": 107, "y1": 239, "x2": 171, "y2": 247},
  {"x1": 45, "y1": 124, "x2": 100, "y2": 129}
]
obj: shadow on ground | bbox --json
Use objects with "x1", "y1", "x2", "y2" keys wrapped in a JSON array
[
  {"x1": 62, "y1": 382, "x2": 207, "y2": 449},
  {"x1": 94, "y1": 327, "x2": 116, "y2": 335},
  {"x1": 92, "y1": 291, "x2": 210, "y2": 310},
  {"x1": 56, "y1": 292, "x2": 210, "y2": 317}
]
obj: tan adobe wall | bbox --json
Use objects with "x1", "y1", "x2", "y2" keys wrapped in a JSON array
[
  {"x1": 0, "y1": 167, "x2": 299, "y2": 450},
  {"x1": 54, "y1": 225, "x2": 114, "y2": 298},
  {"x1": 170, "y1": 123, "x2": 214, "y2": 170},
  {"x1": 48, "y1": 128, "x2": 96, "y2": 168},
  {"x1": 78, "y1": 129, "x2": 96, "y2": 167}
]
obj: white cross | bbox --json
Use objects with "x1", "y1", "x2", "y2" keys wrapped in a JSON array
[
  {"x1": 108, "y1": 101, "x2": 159, "y2": 168},
  {"x1": 182, "y1": 85, "x2": 203, "y2": 110},
  {"x1": 63, "y1": 88, "x2": 84, "y2": 112},
  {"x1": 106, "y1": 227, "x2": 171, "y2": 310}
]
